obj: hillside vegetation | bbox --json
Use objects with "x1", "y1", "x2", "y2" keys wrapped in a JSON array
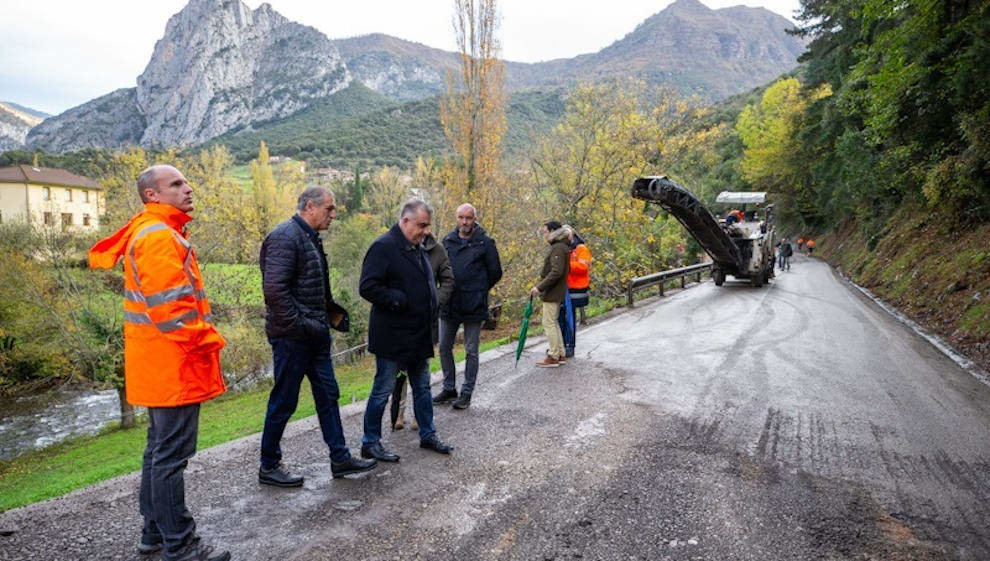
[{"x1": 208, "y1": 83, "x2": 566, "y2": 168}]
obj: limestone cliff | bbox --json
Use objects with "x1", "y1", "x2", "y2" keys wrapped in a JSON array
[{"x1": 28, "y1": 0, "x2": 350, "y2": 152}]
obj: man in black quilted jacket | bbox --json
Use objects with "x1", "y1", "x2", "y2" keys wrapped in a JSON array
[{"x1": 257, "y1": 187, "x2": 376, "y2": 488}]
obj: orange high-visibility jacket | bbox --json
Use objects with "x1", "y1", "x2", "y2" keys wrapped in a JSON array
[
  {"x1": 567, "y1": 243, "x2": 592, "y2": 290},
  {"x1": 807, "y1": 239, "x2": 816, "y2": 248},
  {"x1": 89, "y1": 203, "x2": 226, "y2": 407}
]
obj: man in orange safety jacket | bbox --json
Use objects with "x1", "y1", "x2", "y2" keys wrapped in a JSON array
[
  {"x1": 558, "y1": 225, "x2": 592, "y2": 358},
  {"x1": 89, "y1": 165, "x2": 230, "y2": 561}
]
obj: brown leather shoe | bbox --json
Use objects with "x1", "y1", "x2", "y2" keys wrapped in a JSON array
[{"x1": 535, "y1": 356, "x2": 560, "y2": 368}]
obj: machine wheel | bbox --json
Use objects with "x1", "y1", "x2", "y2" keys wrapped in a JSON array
[{"x1": 713, "y1": 269, "x2": 725, "y2": 286}]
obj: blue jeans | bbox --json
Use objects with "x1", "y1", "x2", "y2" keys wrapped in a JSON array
[
  {"x1": 439, "y1": 319, "x2": 482, "y2": 395},
  {"x1": 557, "y1": 294, "x2": 576, "y2": 355},
  {"x1": 261, "y1": 337, "x2": 351, "y2": 469},
  {"x1": 363, "y1": 356, "x2": 436, "y2": 445},
  {"x1": 139, "y1": 403, "x2": 200, "y2": 561}
]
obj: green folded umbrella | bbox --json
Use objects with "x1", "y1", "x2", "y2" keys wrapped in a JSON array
[{"x1": 515, "y1": 296, "x2": 534, "y2": 367}]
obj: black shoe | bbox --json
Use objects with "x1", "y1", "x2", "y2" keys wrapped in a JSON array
[
  {"x1": 564, "y1": 348, "x2": 575, "y2": 358},
  {"x1": 175, "y1": 542, "x2": 230, "y2": 561},
  {"x1": 331, "y1": 456, "x2": 377, "y2": 478},
  {"x1": 420, "y1": 435, "x2": 453, "y2": 454},
  {"x1": 432, "y1": 388, "x2": 457, "y2": 404},
  {"x1": 360, "y1": 442, "x2": 400, "y2": 462},
  {"x1": 258, "y1": 464, "x2": 303, "y2": 488},
  {"x1": 452, "y1": 393, "x2": 472, "y2": 410},
  {"x1": 138, "y1": 532, "x2": 162, "y2": 554}
]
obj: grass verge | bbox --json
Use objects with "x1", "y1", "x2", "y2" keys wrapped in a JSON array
[{"x1": 0, "y1": 337, "x2": 509, "y2": 512}]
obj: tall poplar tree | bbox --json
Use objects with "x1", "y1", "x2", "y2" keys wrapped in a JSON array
[{"x1": 440, "y1": 0, "x2": 506, "y2": 196}]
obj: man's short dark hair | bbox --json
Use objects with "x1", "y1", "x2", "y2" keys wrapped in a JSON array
[
  {"x1": 544, "y1": 220, "x2": 562, "y2": 231},
  {"x1": 297, "y1": 186, "x2": 333, "y2": 212},
  {"x1": 399, "y1": 198, "x2": 432, "y2": 220}
]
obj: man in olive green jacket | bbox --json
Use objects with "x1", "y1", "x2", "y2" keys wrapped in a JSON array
[{"x1": 530, "y1": 221, "x2": 570, "y2": 367}]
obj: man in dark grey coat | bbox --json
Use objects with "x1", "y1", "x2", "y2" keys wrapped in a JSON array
[
  {"x1": 359, "y1": 199, "x2": 453, "y2": 462},
  {"x1": 433, "y1": 203, "x2": 502, "y2": 410},
  {"x1": 257, "y1": 187, "x2": 376, "y2": 487}
]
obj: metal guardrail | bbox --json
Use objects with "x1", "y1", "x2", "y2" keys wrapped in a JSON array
[{"x1": 626, "y1": 262, "x2": 712, "y2": 307}]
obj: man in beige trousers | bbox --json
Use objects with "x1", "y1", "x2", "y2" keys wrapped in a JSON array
[{"x1": 530, "y1": 220, "x2": 570, "y2": 367}]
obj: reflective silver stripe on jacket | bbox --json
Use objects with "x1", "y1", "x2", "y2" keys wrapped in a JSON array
[
  {"x1": 125, "y1": 220, "x2": 207, "y2": 303},
  {"x1": 145, "y1": 284, "x2": 196, "y2": 307},
  {"x1": 156, "y1": 309, "x2": 200, "y2": 333}
]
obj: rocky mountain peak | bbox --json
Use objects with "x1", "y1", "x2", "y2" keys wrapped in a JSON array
[{"x1": 29, "y1": 0, "x2": 350, "y2": 152}]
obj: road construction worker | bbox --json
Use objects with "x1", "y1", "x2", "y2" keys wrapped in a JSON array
[
  {"x1": 558, "y1": 225, "x2": 591, "y2": 358},
  {"x1": 797, "y1": 237, "x2": 804, "y2": 252},
  {"x1": 807, "y1": 239, "x2": 816, "y2": 255},
  {"x1": 88, "y1": 165, "x2": 230, "y2": 561}
]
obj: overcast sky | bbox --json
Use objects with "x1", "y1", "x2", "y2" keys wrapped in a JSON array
[{"x1": 0, "y1": 0, "x2": 804, "y2": 116}]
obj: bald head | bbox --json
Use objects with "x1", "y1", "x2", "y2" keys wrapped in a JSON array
[
  {"x1": 137, "y1": 165, "x2": 194, "y2": 213},
  {"x1": 456, "y1": 203, "x2": 477, "y2": 238}
]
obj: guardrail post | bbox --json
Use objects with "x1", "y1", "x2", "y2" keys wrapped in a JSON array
[
  {"x1": 658, "y1": 281, "x2": 664, "y2": 296},
  {"x1": 627, "y1": 282, "x2": 635, "y2": 308},
  {"x1": 579, "y1": 307, "x2": 587, "y2": 325},
  {"x1": 697, "y1": 272, "x2": 701, "y2": 283},
  {"x1": 681, "y1": 276, "x2": 686, "y2": 288}
]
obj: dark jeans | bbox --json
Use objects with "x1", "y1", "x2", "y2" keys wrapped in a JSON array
[
  {"x1": 261, "y1": 337, "x2": 351, "y2": 469},
  {"x1": 439, "y1": 319, "x2": 482, "y2": 395},
  {"x1": 363, "y1": 356, "x2": 435, "y2": 445},
  {"x1": 557, "y1": 296, "x2": 576, "y2": 355},
  {"x1": 778, "y1": 253, "x2": 790, "y2": 270},
  {"x1": 139, "y1": 403, "x2": 200, "y2": 561}
]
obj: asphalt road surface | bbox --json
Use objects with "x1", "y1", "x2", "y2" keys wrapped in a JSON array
[{"x1": 2, "y1": 254, "x2": 989, "y2": 561}]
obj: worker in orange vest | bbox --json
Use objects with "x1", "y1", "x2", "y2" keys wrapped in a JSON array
[
  {"x1": 89, "y1": 165, "x2": 229, "y2": 561},
  {"x1": 797, "y1": 237, "x2": 804, "y2": 252},
  {"x1": 558, "y1": 226, "x2": 592, "y2": 358},
  {"x1": 807, "y1": 239, "x2": 816, "y2": 255}
]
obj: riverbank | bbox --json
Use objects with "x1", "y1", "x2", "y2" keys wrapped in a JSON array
[
  {"x1": 0, "y1": 337, "x2": 511, "y2": 512},
  {"x1": 815, "y1": 204, "x2": 989, "y2": 372}
]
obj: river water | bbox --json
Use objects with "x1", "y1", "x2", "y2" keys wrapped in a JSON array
[{"x1": 0, "y1": 387, "x2": 124, "y2": 461}]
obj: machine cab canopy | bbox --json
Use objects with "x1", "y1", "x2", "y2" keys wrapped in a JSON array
[{"x1": 716, "y1": 191, "x2": 767, "y2": 205}]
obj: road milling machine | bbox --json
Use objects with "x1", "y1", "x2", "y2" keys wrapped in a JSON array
[{"x1": 631, "y1": 175, "x2": 776, "y2": 287}]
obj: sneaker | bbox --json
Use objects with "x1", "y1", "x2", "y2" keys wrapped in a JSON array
[
  {"x1": 258, "y1": 464, "x2": 303, "y2": 488},
  {"x1": 174, "y1": 542, "x2": 230, "y2": 561},
  {"x1": 331, "y1": 456, "x2": 377, "y2": 479},
  {"x1": 138, "y1": 532, "x2": 162, "y2": 554},
  {"x1": 452, "y1": 393, "x2": 472, "y2": 410},
  {"x1": 432, "y1": 388, "x2": 458, "y2": 404},
  {"x1": 535, "y1": 356, "x2": 560, "y2": 368}
]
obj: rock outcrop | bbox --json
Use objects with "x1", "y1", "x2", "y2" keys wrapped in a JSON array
[
  {"x1": 338, "y1": 0, "x2": 807, "y2": 102},
  {"x1": 26, "y1": 89, "x2": 144, "y2": 153},
  {"x1": 29, "y1": 0, "x2": 350, "y2": 152},
  {"x1": 0, "y1": 102, "x2": 46, "y2": 151}
]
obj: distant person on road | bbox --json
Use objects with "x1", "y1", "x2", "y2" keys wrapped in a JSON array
[
  {"x1": 433, "y1": 203, "x2": 502, "y2": 410},
  {"x1": 777, "y1": 238, "x2": 793, "y2": 271},
  {"x1": 391, "y1": 230, "x2": 454, "y2": 430},
  {"x1": 797, "y1": 237, "x2": 804, "y2": 252},
  {"x1": 88, "y1": 165, "x2": 230, "y2": 561},
  {"x1": 558, "y1": 225, "x2": 591, "y2": 359},
  {"x1": 807, "y1": 239, "x2": 816, "y2": 255},
  {"x1": 530, "y1": 220, "x2": 571, "y2": 367},
  {"x1": 359, "y1": 199, "x2": 453, "y2": 462},
  {"x1": 257, "y1": 187, "x2": 376, "y2": 489}
]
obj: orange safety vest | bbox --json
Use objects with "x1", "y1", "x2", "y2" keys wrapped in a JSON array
[
  {"x1": 567, "y1": 243, "x2": 592, "y2": 290},
  {"x1": 797, "y1": 238, "x2": 804, "y2": 245},
  {"x1": 807, "y1": 239, "x2": 816, "y2": 248},
  {"x1": 89, "y1": 203, "x2": 226, "y2": 407}
]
